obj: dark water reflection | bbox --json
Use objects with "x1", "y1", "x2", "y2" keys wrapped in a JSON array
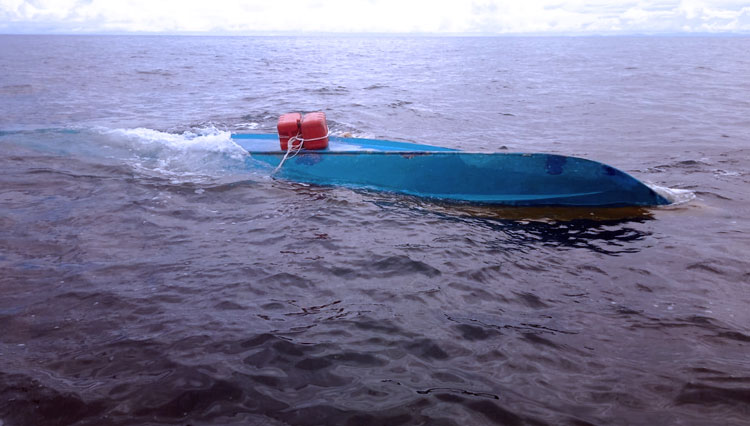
[{"x1": 375, "y1": 199, "x2": 654, "y2": 255}]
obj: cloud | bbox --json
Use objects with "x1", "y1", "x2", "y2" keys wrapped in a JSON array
[{"x1": 0, "y1": 0, "x2": 749, "y2": 34}]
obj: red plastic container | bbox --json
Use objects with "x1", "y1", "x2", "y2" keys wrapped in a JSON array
[
  {"x1": 277, "y1": 112, "x2": 301, "y2": 150},
  {"x1": 300, "y1": 111, "x2": 329, "y2": 150}
]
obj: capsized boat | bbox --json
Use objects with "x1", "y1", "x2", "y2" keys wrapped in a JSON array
[{"x1": 232, "y1": 112, "x2": 669, "y2": 207}]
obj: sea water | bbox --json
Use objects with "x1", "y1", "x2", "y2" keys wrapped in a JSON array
[{"x1": 1, "y1": 35, "x2": 749, "y2": 425}]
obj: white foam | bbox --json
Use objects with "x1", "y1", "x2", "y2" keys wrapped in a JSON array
[
  {"x1": 105, "y1": 127, "x2": 246, "y2": 159},
  {"x1": 98, "y1": 127, "x2": 253, "y2": 182},
  {"x1": 235, "y1": 122, "x2": 261, "y2": 130},
  {"x1": 648, "y1": 184, "x2": 696, "y2": 206}
]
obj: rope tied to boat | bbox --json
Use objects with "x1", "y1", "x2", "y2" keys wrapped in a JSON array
[
  {"x1": 273, "y1": 131, "x2": 331, "y2": 174},
  {"x1": 273, "y1": 134, "x2": 303, "y2": 174}
]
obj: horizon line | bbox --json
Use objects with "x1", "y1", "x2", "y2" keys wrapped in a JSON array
[{"x1": 2, "y1": 30, "x2": 749, "y2": 37}]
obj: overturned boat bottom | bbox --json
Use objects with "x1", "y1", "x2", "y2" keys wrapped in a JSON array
[{"x1": 233, "y1": 134, "x2": 670, "y2": 208}]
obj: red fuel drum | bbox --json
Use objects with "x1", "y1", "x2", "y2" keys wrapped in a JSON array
[
  {"x1": 301, "y1": 112, "x2": 329, "y2": 150},
  {"x1": 277, "y1": 112, "x2": 301, "y2": 150}
]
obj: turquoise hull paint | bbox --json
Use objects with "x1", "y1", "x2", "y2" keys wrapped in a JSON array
[{"x1": 232, "y1": 134, "x2": 669, "y2": 207}]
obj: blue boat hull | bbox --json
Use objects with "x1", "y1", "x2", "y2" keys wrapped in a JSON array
[{"x1": 233, "y1": 134, "x2": 669, "y2": 207}]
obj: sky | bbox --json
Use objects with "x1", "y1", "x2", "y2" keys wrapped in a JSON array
[{"x1": 0, "y1": 0, "x2": 749, "y2": 35}]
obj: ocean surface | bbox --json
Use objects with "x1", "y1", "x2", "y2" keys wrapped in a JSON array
[{"x1": 1, "y1": 35, "x2": 749, "y2": 426}]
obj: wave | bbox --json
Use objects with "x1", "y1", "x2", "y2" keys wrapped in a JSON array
[
  {"x1": 102, "y1": 127, "x2": 245, "y2": 158},
  {"x1": 648, "y1": 184, "x2": 696, "y2": 206},
  {"x1": 0, "y1": 126, "x2": 272, "y2": 184},
  {"x1": 97, "y1": 127, "x2": 267, "y2": 183}
]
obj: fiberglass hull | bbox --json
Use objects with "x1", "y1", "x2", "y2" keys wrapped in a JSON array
[{"x1": 233, "y1": 134, "x2": 669, "y2": 207}]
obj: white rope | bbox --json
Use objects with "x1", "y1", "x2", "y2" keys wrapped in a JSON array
[
  {"x1": 273, "y1": 134, "x2": 303, "y2": 174},
  {"x1": 272, "y1": 131, "x2": 331, "y2": 174},
  {"x1": 298, "y1": 131, "x2": 331, "y2": 142}
]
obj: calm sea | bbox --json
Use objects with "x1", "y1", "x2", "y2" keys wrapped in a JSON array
[{"x1": 1, "y1": 35, "x2": 749, "y2": 426}]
